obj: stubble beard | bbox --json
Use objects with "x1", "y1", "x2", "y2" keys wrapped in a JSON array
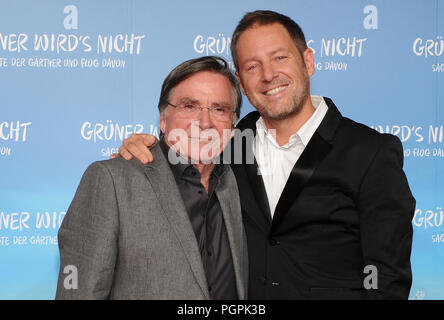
[{"x1": 253, "y1": 75, "x2": 310, "y2": 121}]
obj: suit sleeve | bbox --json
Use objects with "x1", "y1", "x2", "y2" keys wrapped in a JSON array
[
  {"x1": 357, "y1": 134, "x2": 415, "y2": 299},
  {"x1": 55, "y1": 161, "x2": 119, "y2": 299}
]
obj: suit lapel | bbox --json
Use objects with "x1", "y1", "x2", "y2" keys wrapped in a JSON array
[
  {"x1": 243, "y1": 148, "x2": 272, "y2": 223},
  {"x1": 231, "y1": 114, "x2": 272, "y2": 232},
  {"x1": 270, "y1": 98, "x2": 342, "y2": 233},
  {"x1": 270, "y1": 131, "x2": 331, "y2": 233},
  {"x1": 232, "y1": 162, "x2": 272, "y2": 236},
  {"x1": 143, "y1": 144, "x2": 210, "y2": 299},
  {"x1": 215, "y1": 169, "x2": 246, "y2": 300}
]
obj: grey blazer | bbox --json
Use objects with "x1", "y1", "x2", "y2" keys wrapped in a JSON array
[{"x1": 56, "y1": 143, "x2": 248, "y2": 299}]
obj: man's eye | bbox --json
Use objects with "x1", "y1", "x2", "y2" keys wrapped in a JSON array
[
  {"x1": 214, "y1": 107, "x2": 227, "y2": 114},
  {"x1": 277, "y1": 56, "x2": 286, "y2": 61},
  {"x1": 184, "y1": 104, "x2": 196, "y2": 110},
  {"x1": 247, "y1": 65, "x2": 257, "y2": 71}
]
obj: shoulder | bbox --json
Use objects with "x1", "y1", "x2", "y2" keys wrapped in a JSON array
[
  {"x1": 333, "y1": 117, "x2": 405, "y2": 171},
  {"x1": 84, "y1": 157, "x2": 148, "y2": 180},
  {"x1": 338, "y1": 116, "x2": 402, "y2": 151},
  {"x1": 322, "y1": 98, "x2": 400, "y2": 149},
  {"x1": 236, "y1": 111, "x2": 260, "y2": 131}
]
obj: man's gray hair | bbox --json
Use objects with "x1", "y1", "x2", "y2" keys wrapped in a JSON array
[{"x1": 158, "y1": 56, "x2": 242, "y2": 121}]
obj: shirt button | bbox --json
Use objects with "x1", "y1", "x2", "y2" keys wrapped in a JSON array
[
  {"x1": 272, "y1": 282, "x2": 280, "y2": 286},
  {"x1": 269, "y1": 238, "x2": 278, "y2": 246},
  {"x1": 198, "y1": 190, "x2": 203, "y2": 194}
]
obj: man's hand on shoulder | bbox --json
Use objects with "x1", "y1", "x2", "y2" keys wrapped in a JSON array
[{"x1": 110, "y1": 134, "x2": 158, "y2": 164}]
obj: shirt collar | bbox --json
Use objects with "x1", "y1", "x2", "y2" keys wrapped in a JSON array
[
  {"x1": 255, "y1": 95, "x2": 328, "y2": 148},
  {"x1": 159, "y1": 137, "x2": 191, "y2": 178}
]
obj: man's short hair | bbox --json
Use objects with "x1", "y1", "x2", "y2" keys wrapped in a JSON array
[
  {"x1": 231, "y1": 10, "x2": 308, "y2": 70},
  {"x1": 158, "y1": 56, "x2": 242, "y2": 121}
]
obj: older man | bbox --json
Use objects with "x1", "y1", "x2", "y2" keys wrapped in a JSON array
[
  {"x1": 115, "y1": 10, "x2": 415, "y2": 299},
  {"x1": 56, "y1": 56, "x2": 248, "y2": 300}
]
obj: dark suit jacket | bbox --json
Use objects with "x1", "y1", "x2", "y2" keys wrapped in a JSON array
[{"x1": 230, "y1": 97, "x2": 415, "y2": 299}]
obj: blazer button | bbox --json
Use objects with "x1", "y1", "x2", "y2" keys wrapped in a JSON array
[{"x1": 269, "y1": 238, "x2": 278, "y2": 246}]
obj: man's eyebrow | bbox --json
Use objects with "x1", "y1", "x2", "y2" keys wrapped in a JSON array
[
  {"x1": 269, "y1": 48, "x2": 290, "y2": 55},
  {"x1": 212, "y1": 102, "x2": 234, "y2": 108},
  {"x1": 241, "y1": 48, "x2": 290, "y2": 64},
  {"x1": 178, "y1": 97, "x2": 233, "y2": 108},
  {"x1": 178, "y1": 97, "x2": 199, "y2": 104}
]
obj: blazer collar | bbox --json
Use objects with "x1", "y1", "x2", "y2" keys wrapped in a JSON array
[
  {"x1": 315, "y1": 97, "x2": 342, "y2": 143},
  {"x1": 214, "y1": 169, "x2": 247, "y2": 300},
  {"x1": 230, "y1": 115, "x2": 273, "y2": 231},
  {"x1": 144, "y1": 143, "x2": 247, "y2": 299},
  {"x1": 233, "y1": 110, "x2": 272, "y2": 225},
  {"x1": 143, "y1": 144, "x2": 210, "y2": 299}
]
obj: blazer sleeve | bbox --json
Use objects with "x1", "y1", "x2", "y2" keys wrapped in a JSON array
[
  {"x1": 55, "y1": 161, "x2": 119, "y2": 299},
  {"x1": 357, "y1": 134, "x2": 415, "y2": 299}
]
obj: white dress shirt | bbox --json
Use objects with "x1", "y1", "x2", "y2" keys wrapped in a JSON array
[{"x1": 253, "y1": 95, "x2": 329, "y2": 218}]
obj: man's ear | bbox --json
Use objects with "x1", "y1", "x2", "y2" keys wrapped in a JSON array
[
  {"x1": 236, "y1": 71, "x2": 247, "y2": 96},
  {"x1": 159, "y1": 111, "x2": 166, "y2": 133},
  {"x1": 303, "y1": 48, "x2": 315, "y2": 77}
]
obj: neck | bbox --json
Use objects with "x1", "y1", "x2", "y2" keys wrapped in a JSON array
[
  {"x1": 163, "y1": 139, "x2": 216, "y2": 194},
  {"x1": 262, "y1": 98, "x2": 315, "y2": 146},
  {"x1": 194, "y1": 163, "x2": 215, "y2": 194}
]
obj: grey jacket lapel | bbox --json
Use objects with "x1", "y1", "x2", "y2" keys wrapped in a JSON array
[
  {"x1": 143, "y1": 143, "x2": 210, "y2": 299},
  {"x1": 216, "y1": 169, "x2": 247, "y2": 300}
]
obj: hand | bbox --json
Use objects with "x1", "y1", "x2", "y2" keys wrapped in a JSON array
[{"x1": 110, "y1": 134, "x2": 158, "y2": 164}]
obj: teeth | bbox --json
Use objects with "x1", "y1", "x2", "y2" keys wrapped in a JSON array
[{"x1": 264, "y1": 86, "x2": 286, "y2": 95}]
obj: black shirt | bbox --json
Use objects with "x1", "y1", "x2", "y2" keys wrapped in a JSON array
[{"x1": 160, "y1": 138, "x2": 238, "y2": 300}]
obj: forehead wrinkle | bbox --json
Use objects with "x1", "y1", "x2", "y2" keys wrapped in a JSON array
[
  {"x1": 270, "y1": 47, "x2": 292, "y2": 56},
  {"x1": 177, "y1": 96, "x2": 233, "y2": 108}
]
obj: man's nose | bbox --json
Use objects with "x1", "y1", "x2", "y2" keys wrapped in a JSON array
[
  {"x1": 197, "y1": 107, "x2": 212, "y2": 129},
  {"x1": 261, "y1": 61, "x2": 278, "y2": 82}
]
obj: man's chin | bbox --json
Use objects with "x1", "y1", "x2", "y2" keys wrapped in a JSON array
[
  {"x1": 184, "y1": 141, "x2": 223, "y2": 164},
  {"x1": 189, "y1": 155, "x2": 218, "y2": 164},
  {"x1": 255, "y1": 95, "x2": 308, "y2": 121},
  {"x1": 259, "y1": 105, "x2": 301, "y2": 121}
]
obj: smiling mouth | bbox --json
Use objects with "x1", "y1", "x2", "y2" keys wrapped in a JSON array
[{"x1": 263, "y1": 85, "x2": 288, "y2": 96}]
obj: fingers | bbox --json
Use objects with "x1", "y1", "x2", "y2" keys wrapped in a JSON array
[
  {"x1": 143, "y1": 135, "x2": 158, "y2": 162},
  {"x1": 118, "y1": 143, "x2": 134, "y2": 161},
  {"x1": 116, "y1": 134, "x2": 157, "y2": 164},
  {"x1": 143, "y1": 134, "x2": 158, "y2": 148}
]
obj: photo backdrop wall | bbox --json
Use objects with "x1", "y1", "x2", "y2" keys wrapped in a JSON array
[{"x1": 0, "y1": 0, "x2": 443, "y2": 299}]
